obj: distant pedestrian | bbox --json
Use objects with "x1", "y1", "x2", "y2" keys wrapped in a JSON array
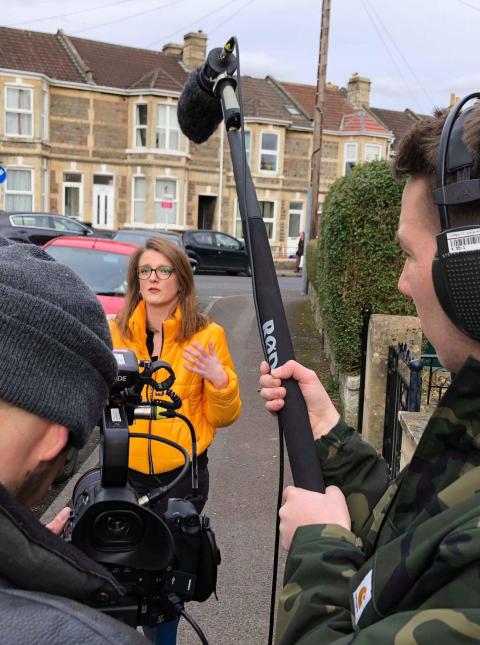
[{"x1": 295, "y1": 231, "x2": 305, "y2": 272}]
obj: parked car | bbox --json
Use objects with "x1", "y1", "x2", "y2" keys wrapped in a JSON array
[
  {"x1": 0, "y1": 211, "x2": 101, "y2": 245},
  {"x1": 43, "y1": 236, "x2": 138, "y2": 484},
  {"x1": 181, "y1": 229, "x2": 250, "y2": 275},
  {"x1": 43, "y1": 236, "x2": 137, "y2": 315},
  {"x1": 113, "y1": 227, "x2": 198, "y2": 271}
]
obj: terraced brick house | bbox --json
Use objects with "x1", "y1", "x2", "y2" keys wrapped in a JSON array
[{"x1": 0, "y1": 26, "x2": 427, "y2": 255}]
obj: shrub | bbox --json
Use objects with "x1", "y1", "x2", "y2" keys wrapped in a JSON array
[{"x1": 316, "y1": 160, "x2": 415, "y2": 373}]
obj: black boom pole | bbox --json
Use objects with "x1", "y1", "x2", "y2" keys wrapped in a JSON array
[{"x1": 227, "y1": 129, "x2": 325, "y2": 493}]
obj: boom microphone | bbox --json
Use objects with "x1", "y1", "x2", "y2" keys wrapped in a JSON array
[
  {"x1": 177, "y1": 38, "x2": 238, "y2": 144},
  {"x1": 177, "y1": 69, "x2": 223, "y2": 144}
]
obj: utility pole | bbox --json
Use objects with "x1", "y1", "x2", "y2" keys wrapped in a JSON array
[{"x1": 309, "y1": 0, "x2": 331, "y2": 239}]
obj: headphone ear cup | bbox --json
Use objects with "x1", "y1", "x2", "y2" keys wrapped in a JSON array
[
  {"x1": 432, "y1": 248, "x2": 480, "y2": 340},
  {"x1": 432, "y1": 254, "x2": 455, "y2": 324}
]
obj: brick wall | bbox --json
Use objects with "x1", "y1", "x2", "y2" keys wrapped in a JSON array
[
  {"x1": 50, "y1": 95, "x2": 89, "y2": 120},
  {"x1": 50, "y1": 121, "x2": 89, "y2": 146}
]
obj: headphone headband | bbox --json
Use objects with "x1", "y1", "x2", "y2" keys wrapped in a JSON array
[{"x1": 432, "y1": 93, "x2": 480, "y2": 340}]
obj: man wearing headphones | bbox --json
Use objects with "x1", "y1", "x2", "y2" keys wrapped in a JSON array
[{"x1": 259, "y1": 97, "x2": 480, "y2": 643}]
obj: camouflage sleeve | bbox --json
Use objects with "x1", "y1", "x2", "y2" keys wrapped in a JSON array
[
  {"x1": 276, "y1": 524, "x2": 364, "y2": 644},
  {"x1": 316, "y1": 419, "x2": 392, "y2": 536},
  {"x1": 277, "y1": 524, "x2": 480, "y2": 644}
]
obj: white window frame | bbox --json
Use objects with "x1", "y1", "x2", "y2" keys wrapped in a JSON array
[
  {"x1": 259, "y1": 131, "x2": 279, "y2": 173},
  {"x1": 155, "y1": 104, "x2": 180, "y2": 152},
  {"x1": 132, "y1": 175, "x2": 147, "y2": 224},
  {"x1": 5, "y1": 85, "x2": 33, "y2": 138},
  {"x1": 41, "y1": 88, "x2": 49, "y2": 141},
  {"x1": 344, "y1": 142, "x2": 358, "y2": 175},
  {"x1": 243, "y1": 129, "x2": 252, "y2": 164},
  {"x1": 288, "y1": 201, "x2": 304, "y2": 239},
  {"x1": 259, "y1": 199, "x2": 276, "y2": 240},
  {"x1": 234, "y1": 200, "x2": 243, "y2": 239},
  {"x1": 154, "y1": 176, "x2": 178, "y2": 225},
  {"x1": 365, "y1": 143, "x2": 382, "y2": 162},
  {"x1": 62, "y1": 172, "x2": 84, "y2": 219},
  {"x1": 41, "y1": 164, "x2": 49, "y2": 212},
  {"x1": 5, "y1": 168, "x2": 34, "y2": 211},
  {"x1": 134, "y1": 103, "x2": 148, "y2": 148}
]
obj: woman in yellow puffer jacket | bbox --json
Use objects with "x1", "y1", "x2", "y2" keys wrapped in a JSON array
[{"x1": 110, "y1": 236, "x2": 241, "y2": 515}]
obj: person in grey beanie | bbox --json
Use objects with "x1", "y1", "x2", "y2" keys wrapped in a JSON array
[{"x1": 0, "y1": 237, "x2": 148, "y2": 644}]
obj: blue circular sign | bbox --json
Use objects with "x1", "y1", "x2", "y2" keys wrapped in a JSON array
[{"x1": 0, "y1": 167, "x2": 6, "y2": 184}]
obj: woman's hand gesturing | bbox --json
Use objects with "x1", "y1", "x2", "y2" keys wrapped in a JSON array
[{"x1": 183, "y1": 341, "x2": 228, "y2": 389}]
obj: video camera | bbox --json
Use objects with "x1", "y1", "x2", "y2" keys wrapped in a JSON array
[{"x1": 63, "y1": 350, "x2": 220, "y2": 629}]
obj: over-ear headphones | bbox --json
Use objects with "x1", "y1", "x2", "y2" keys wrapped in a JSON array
[{"x1": 432, "y1": 92, "x2": 480, "y2": 340}]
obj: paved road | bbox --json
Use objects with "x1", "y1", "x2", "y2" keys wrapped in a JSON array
[
  {"x1": 176, "y1": 274, "x2": 303, "y2": 645},
  {"x1": 42, "y1": 273, "x2": 316, "y2": 645}
]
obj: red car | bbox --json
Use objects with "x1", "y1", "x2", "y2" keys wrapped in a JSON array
[{"x1": 43, "y1": 236, "x2": 137, "y2": 315}]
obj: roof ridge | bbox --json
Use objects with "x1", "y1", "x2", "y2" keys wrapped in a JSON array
[
  {"x1": 128, "y1": 63, "x2": 184, "y2": 91},
  {"x1": 69, "y1": 33, "x2": 166, "y2": 57},
  {"x1": 267, "y1": 76, "x2": 312, "y2": 121},
  {"x1": 56, "y1": 30, "x2": 95, "y2": 85}
]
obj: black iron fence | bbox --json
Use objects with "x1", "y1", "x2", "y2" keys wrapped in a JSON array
[
  {"x1": 421, "y1": 353, "x2": 451, "y2": 405},
  {"x1": 382, "y1": 343, "x2": 423, "y2": 477},
  {"x1": 355, "y1": 309, "x2": 451, "y2": 476}
]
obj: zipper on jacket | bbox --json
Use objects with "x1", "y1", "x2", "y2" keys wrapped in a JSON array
[{"x1": 148, "y1": 321, "x2": 165, "y2": 476}]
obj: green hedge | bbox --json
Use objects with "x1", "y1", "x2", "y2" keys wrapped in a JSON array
[{"x1": 316, "y1": 160, "x2": 415, "y2": 373}]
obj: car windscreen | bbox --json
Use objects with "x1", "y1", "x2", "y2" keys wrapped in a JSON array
[
  {"x1": 45, "y1": 246, "x2": 130, "y2": 295},
  {"x1": 114, "y1": 230, "x2": 182, "y2": 247}
]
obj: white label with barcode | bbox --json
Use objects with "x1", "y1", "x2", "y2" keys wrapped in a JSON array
[
  {"x1": 447, "y1": 228, "x2": 480, "y2": 253},
  {"x1": 115, "y1": 353, "x2": 126, "y2": 365},
  {"x1": 110, "y1": 409, "x2": 122, "y2": 423}
]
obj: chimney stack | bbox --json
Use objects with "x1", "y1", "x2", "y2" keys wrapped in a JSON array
[
  {"x1": 182, "y1": 31, "x2": 207, "y2": 69},
  {"x1": 449, "y1": 93, "x2": 460, "y2": 107},
  {"x1": 347, "y1": 73, "x2": 371, "y2": 107},
  {"x1": 162, "y1": 43, "x2": 183, "y2": 57}
]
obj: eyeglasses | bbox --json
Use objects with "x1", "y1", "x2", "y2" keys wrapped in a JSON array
[{"x1": 137, "y1": 265, "x2": 175, "y2": 280}]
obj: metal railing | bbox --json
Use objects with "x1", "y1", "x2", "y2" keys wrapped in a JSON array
[
  {"x1": 421, "y1": 353, "x2": 451, "y2": 406},
  {"x1": 383, "y1": 343, "x2": 423, "y2": 477}
]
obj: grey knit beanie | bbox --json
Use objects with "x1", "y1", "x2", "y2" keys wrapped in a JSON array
[{"x1": 0, "y1": 237, "x2": 117, "y2": 447}]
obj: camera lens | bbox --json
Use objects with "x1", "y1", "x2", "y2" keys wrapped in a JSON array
[
  {"x1": 106, "y1": 514, "x2": 129, "y2": 536},
  {"x1": 92, "y1": 510, "x2": 144, "y2": 550}
]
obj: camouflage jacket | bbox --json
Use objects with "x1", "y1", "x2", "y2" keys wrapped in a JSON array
[{"x1": 277, "y1": 356, "x2": 480, "y2": 644}]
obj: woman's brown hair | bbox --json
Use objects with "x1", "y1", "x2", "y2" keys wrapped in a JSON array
[{"x1": 115, "y1": 236, "x2": 208, "y2": 343}]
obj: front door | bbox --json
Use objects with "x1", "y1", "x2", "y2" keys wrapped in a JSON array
[
  {"x1": 93, "y1": 175, "x2": 114, "y2": 229},
  {"x1": 197, "y1": 195, "x2": 216, "y2": 229}
]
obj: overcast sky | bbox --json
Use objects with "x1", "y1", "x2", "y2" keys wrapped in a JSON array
[{"x1": 3, "y1": 0, "x2": 480, "y2": 114}]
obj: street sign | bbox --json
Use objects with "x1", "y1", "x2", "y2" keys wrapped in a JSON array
[{"x1": 0, "y1": 167, "x2": 6, "y2": 184}]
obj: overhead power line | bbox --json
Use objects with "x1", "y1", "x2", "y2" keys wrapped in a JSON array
[
  {"x1": 146, "y1": 0, "x2": 240, "y2": 48},
  {"x1": 455, "y1": 0, "x2": 480, "y2": 12},
  {"x1": 364, "y1": 0, "x2": 434, "y2": 111},
  {"x1": 72, "y1": 0, "x2": 190, "y2": 36},
  {"x1": 208, "y1": 0, "x2": 257, "y2": 37},
  {"x1": 360, "y1": 0, "x2": 423, "y2": 112},
  {"x1": 6, "y1": 0, "x2": 135, "y2": 28}
]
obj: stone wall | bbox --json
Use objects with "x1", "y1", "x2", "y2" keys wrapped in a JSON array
[{"x1": 308, "y1": 283, "x2": 423, "y2": 451}]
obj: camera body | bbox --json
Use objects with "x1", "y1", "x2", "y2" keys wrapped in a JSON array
[{"x1": 63, "y1": 350, "x2": 220, "y2": 627}]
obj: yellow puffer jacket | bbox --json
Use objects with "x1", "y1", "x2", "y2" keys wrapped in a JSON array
[{"x1": 109, "y1": 301, "x2": 241, "y2": 474}]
